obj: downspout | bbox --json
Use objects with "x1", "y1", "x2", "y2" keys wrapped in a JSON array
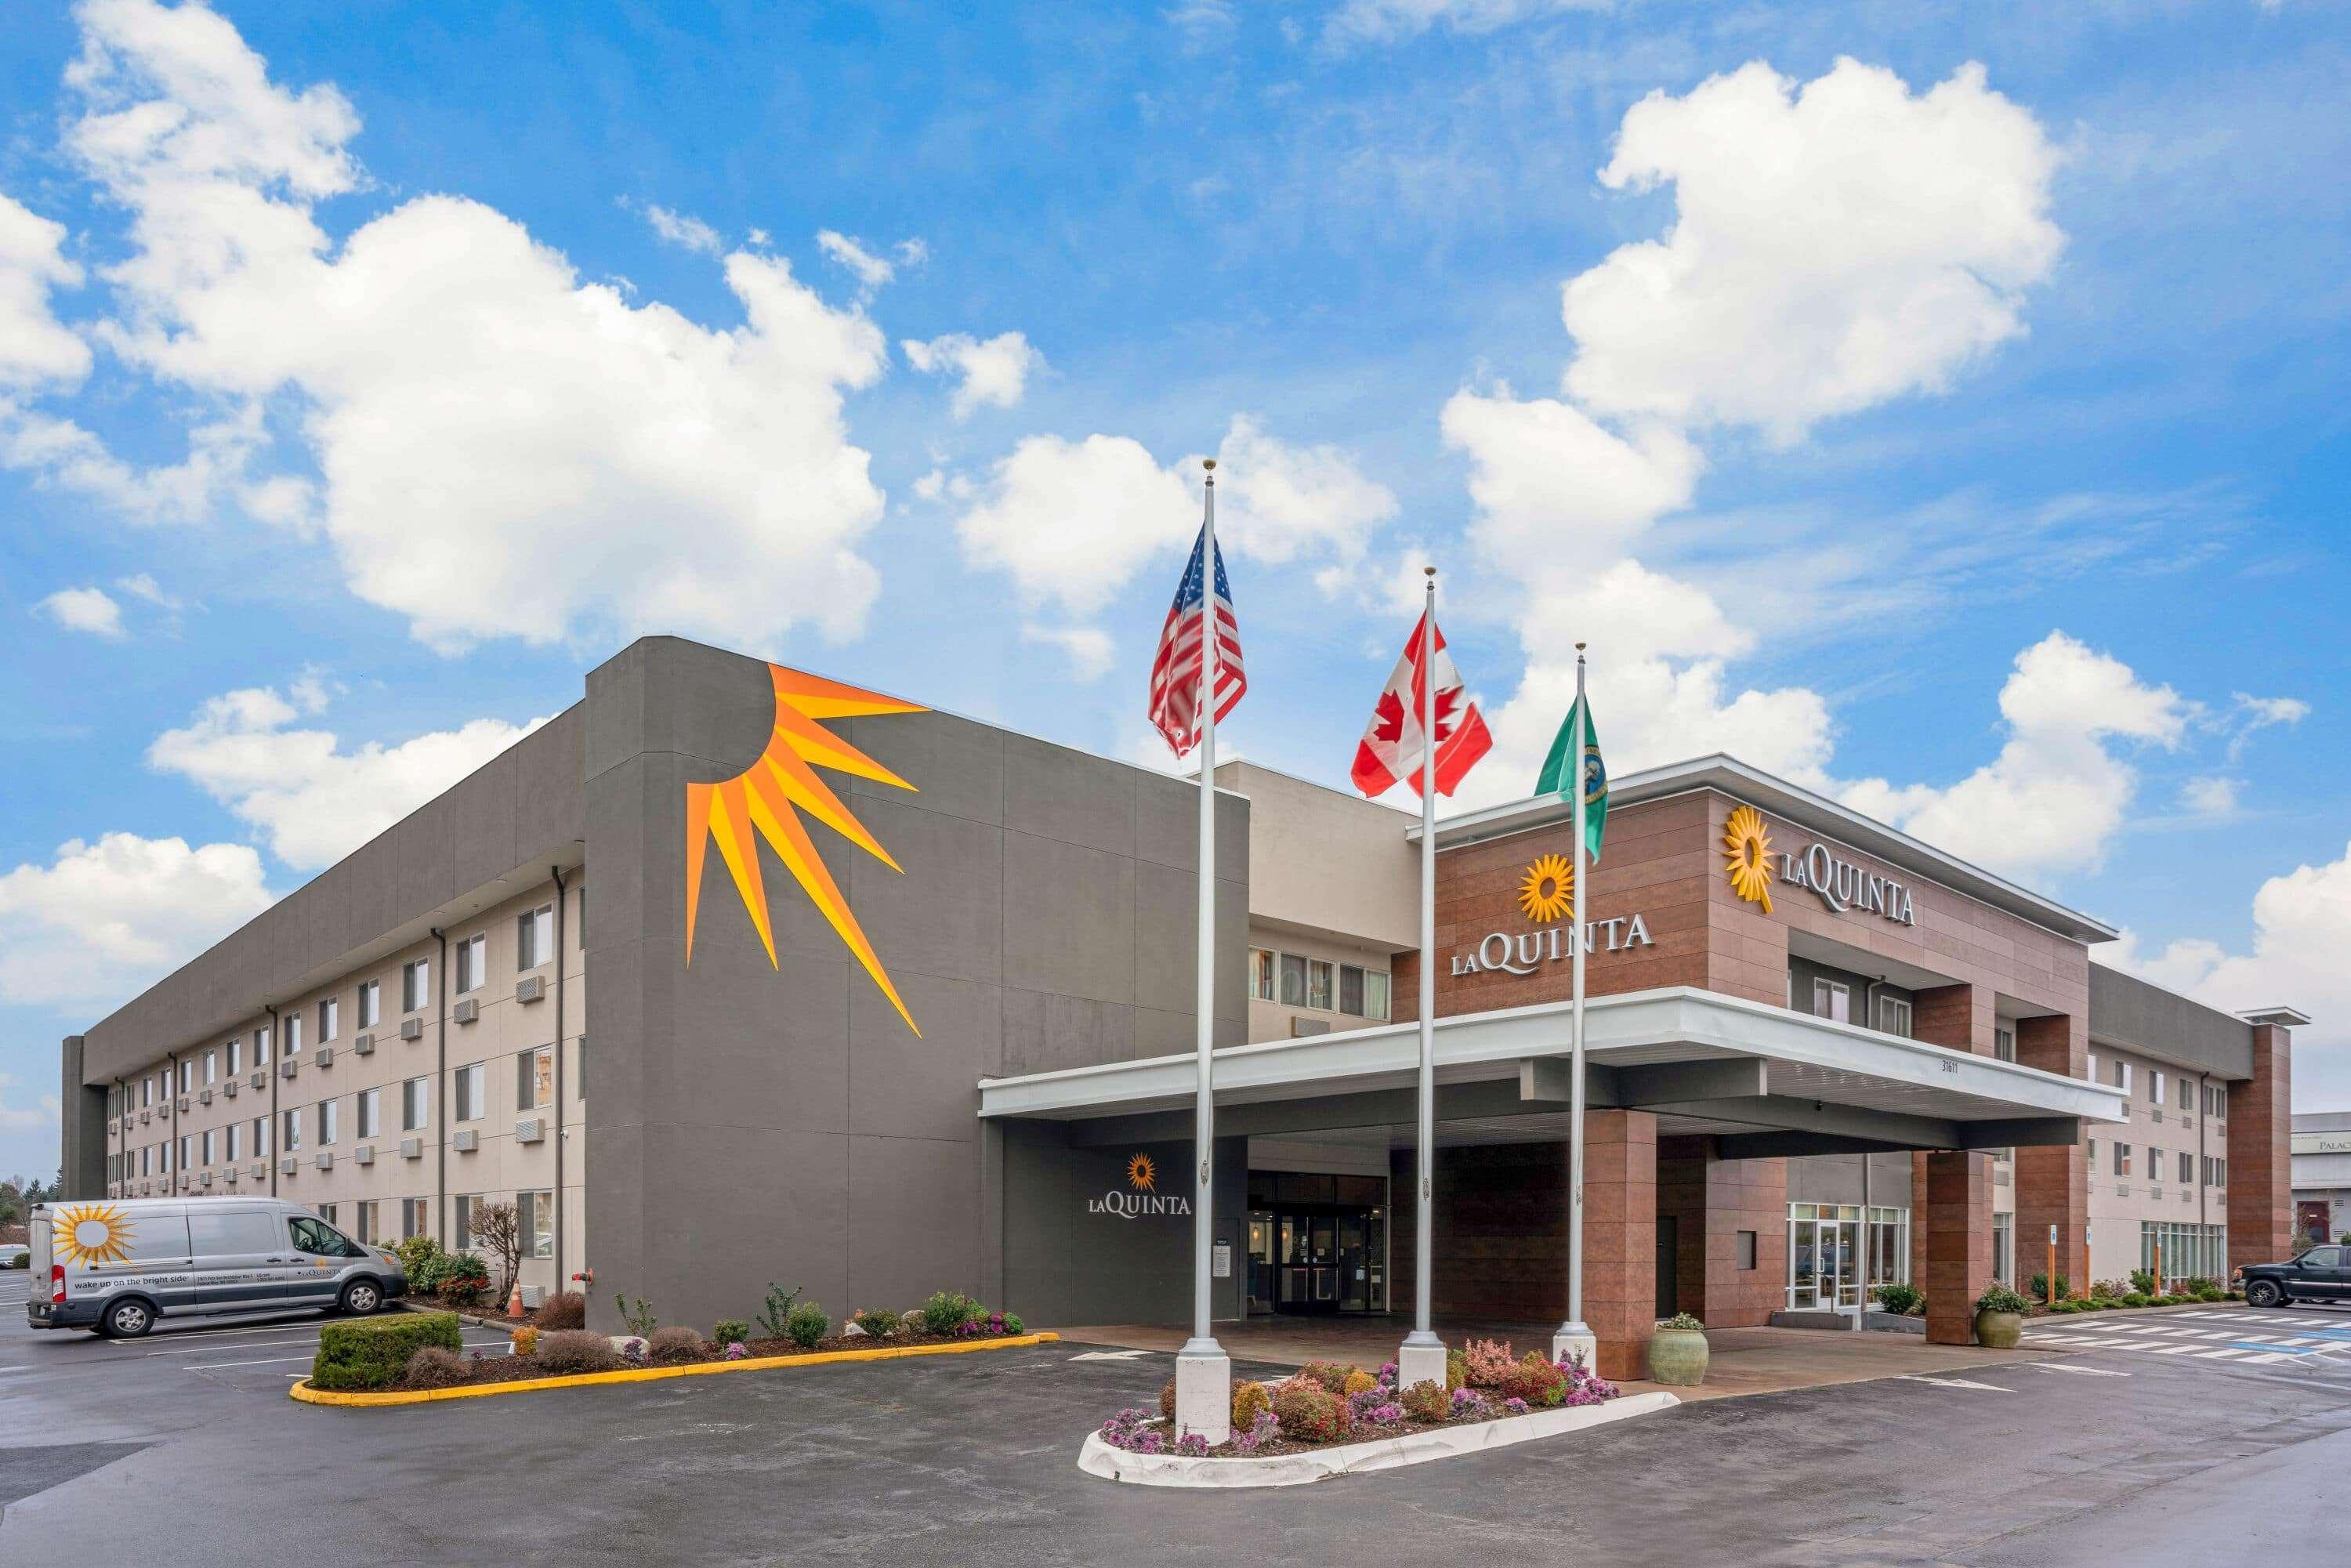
[
  {"x1": 266, "y1": 1005, "x2": 281, "y2": 1197},
  {"x1": 549, "y1": 865, "x2": 567, "y2": 1295},
  {"x1": 431, "y1": 927, "x2": 448, "y2": 1247},
  {"x1": 2197, "y1": 1071, "x2": 2209, "y2": 1275},
  {"x1": 167, "y1": 1050, "x2": 179, "y2": 1196},
  {"x1": 113, "y1": 1077, "x2": 124, "y2": 1195},
  {"x1": 1858, "y1": 978, "x2": 1881, "y2": 1319}
]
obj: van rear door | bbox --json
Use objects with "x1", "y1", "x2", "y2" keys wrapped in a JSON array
[{"x1": 27, "y1": 1211, "x2": 53, "y2": 1323}]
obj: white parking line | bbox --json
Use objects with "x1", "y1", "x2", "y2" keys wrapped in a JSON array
[
  {"x1": 147, "y1": 1335, "x2": 325, "y2": 1356},
  {"x1": 1894, "y1": 1375, "x2": 2012, "y2": 1392},
  {"x1": 185, "y1": 1354, "x2": 320, "y2": 1370},
  {"x1": 2027, "y1": 1363, "x2": 2128, "y2": 1376}
]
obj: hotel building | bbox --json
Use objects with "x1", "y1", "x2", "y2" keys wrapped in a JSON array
[{"x1": 60, "y1": 636, "x2": 2302, "y2": 1376}]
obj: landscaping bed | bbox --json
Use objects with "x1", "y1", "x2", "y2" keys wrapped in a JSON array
[
  {"x1": 1095, "y1": 1340, "x2": 1623, "y2": 1461},
  {"x1": 394, "y1": 1322, "x2": 1032, "y2": 1392}
]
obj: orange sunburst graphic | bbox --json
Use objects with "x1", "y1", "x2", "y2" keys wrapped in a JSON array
[
  {"x1": 685, "y1": 664, "x2": 927, "y2": 1035},
  {"x1": 1127, "y1": 1153, "x2": 1157, "y2": 1192},
  {"x1": 54, "y1": 1203, "x2": 134, "y2": 1266}
]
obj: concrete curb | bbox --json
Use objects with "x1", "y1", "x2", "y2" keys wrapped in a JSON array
[
  {"x1": 1078, "y1": 1390, "x2": 1679, "y2": 1488},
  {"x1": 290, "y1": 1331, "x2": 1059, "y2": 1407}
]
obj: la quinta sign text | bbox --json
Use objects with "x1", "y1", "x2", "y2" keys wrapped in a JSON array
[
  {"x1": 1723, "y1": 804, "x2": 1915, "y2": 927},
  {"x1": 1451, "y1": 852, "x2": 1654, "y2": 978}
]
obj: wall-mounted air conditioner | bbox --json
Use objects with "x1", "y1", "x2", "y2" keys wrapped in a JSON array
[
  {"x1": 179, "y1": 1096, "x2": 190, "y2": 1114},
  {"x1": 279, "y1": 1156, "x2": 298, "y2": 1175},
  {"x1": 314, "y1": 1151, "x2": 333, "y2": 1171},
  {"x1": 516, "y1": 1117, "x2": 545, "y2": 1144},
  {"x1": 223, "y1": 1081, "x2": 237, "y2": 1099},
  {"x1": 454, "y1": 998, "x2": 480, "y2": 1024},
  {"x1": 400, "y1": 1017, "x2": 424, "y2": 1041},
  {"x1": 251, "y1": 1070, "x2": 266, "y2": 1088},
  {"x1": 139, "y1": 1107, "x2": 151, "y2": 1123},
  {"x1": 316, "y1": 1047, "x2": 334, "y2": 1069},
  {"x1": 199, "y1": 1088, "x2": 213, "y2": 1105},
  {"x1": 356, "y1": 1145, "x2": 375, "y2": 1166},
  {"x1": 452, "y1": 1128, "x2": 479, "y2": 1152},
  {"x1": 107, "y1": 1118, "x2": 118, "y2": 1135},
  {"x1": 199, "y1": 1171, "x2": 213, "y2": 1186},
  {"x1": 281, "y1": 1059, "x2": 299, "y2": 1078},
  {"x1": 516, "y1": 976, "x2": 545, "y2": 1004},
  {"x1": 400, "y1": 1137, "x2": 422, "y2": 1160},
  {"x1": 250, "y1": 1162, "x2": 267, "y2": 1180},
  {"x1": 354, "y1": 1034, "x2": 375, "y2": 1056},
  {"x1": 223, "y1": 1168, "x2": 238, "y2": 1185}
]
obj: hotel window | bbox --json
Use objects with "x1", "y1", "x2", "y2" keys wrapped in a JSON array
[
  {"x1": 1812, "y1": 978, "x2": 1850, "y2": 1023},
  {"x1": 575, "y1": 882, "x2": 586, "y2": 947},
  {"x1": 226, "y1": 1037, "x2": 241, "y2": 1075},
  {"x1": 1992, "y1": 1027, "x2": 2016, "y2": 1063},
  {"x1": 283, "y1": 1106, "x2": 302, "y2": 1152},
  {"x1": 355, "y1": 1202, "x2": 377, "y2": 1246},
  {"x1": 455, "y1": 1194, "x2": 478, "y2": 1252},
  {"x1": 1364, "y1": 971, "x2": 1391, "y2": 1022},
  {"x1": 2179, "y1": 1151, "x2": 2193, "y2": 1185},
  {"x1": 517, "y1": 904, "x2": 555, "y2": 971},
  {"x1": 1991, "y1": 1212, "x2": 2012, "y2": 1284},
  {"x1": 2213, "y1": 1157, "x2": 2226, "y2": 1186},
  {"x1": 317, "y1": 1204, "x2": 339, "y2": 1229},
  {"x1": 402, "y1": 1197, "x2": 429, "y2": 1240},
  {"x1": 456, "y1": 933, "x2": 487, "y2": 994},
  {"x1": 2212, "y1": 1088, "x2": 2225, "y2": 1121},
  {"x1": 456, "y1": 1063, "x2": 486, "y2": 1121},
  {"x1": 1279, "y1": 953, "x2": 1308, "y2": 1008},
  {"x1": 319, "y1": 996, "x2": 339, "y2": 1043},
  {"x1": 1307, "y1": 959, "x2": 1335, "y2": 1010},
  {"x1": 204, "y1": 1049, "x2": 217, "y2": 1085},
  {"x1": 2148, "y1": 1069, "x2": 2163, "y2": 1104},
  {"x1": 2111, "y1": 1059, "x2": 2131, "y2": 1093},
  {"x1": 285, "y1": 1014, "x2": 303, "y2": 1055},
  {"x1": 2113, "y1": 1142, "x2": 2129, "y2": 1177},
  {"x1": 520, "y1": 1190, "x2": 554, "y2": 1258},
  {"x1": 403, "y1": 1076, "x2": 430, "y2": 1132},
  {"x1": 358, "y1": 980, "x2": 381, "y2": 1029},
  {"x1": 517, "y1": 1045, "x2": 554, "y2": 1111},
  {"x1": 357, "y1": 1088, "x2": 381, "y2": 1139},
  {"x1": 1248, "y1": 948, "x2": 1277, "y2": 1002},
  {"x1": 226, "y1": 1123, "x2": 241, "y2": 1162},
  {"x1": 403, "y1": 958, "x2": 433, "y2": 1013},
  {"x1": 1339, "y1": 965, "x2": 1367, "y2": 1016},
  {"x1": 140, "y1": 1077, "x2": 152, "y2": 1107},
  {"x1": 139, "y1": 1146, "x2": 150, "y2": 1177},
  {"x1": 200, "y1": 1129, "x2": 215, "y2": 1166},
  {"x1": 252, "y1": 1116, "x2": 269, "y2": 1159},
  {"x1": 254, "y1": 1025, "x2": 271, "y2": 1065},
  {"x1": 179, "y1": 1135, "x2": 193, "y2": 1169},
  {"x1": 1875, "y1": 996, "x2": 1912, "y2": 1038},
  {"x1": 317, "y1": 1098, "x2": 339, "y2": 1146},
  {"x1": 179, "y1": 1059, "x2": 194, "y2": 1093}
]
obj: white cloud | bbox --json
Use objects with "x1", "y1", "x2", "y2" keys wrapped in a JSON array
[
  {"x1": 20, "y1": 2, "x2": 893, "y2": 654},
  {"x1": 903, "y1": 331, "x2": 1045, "y2": 418},
  {"x1": 2179, "y1": 775, "x2": 2241, "y2": 818},
  {"x1": 632, "y1": 201, "x2": 721, "y2": 256},
  {"x1": 2227, "y1": 692, "x2": 2309, "y2": 761},
  {"x1": 0, "y1": 1074, "x2": 60, "y2": 1134},
  {"x1": 0, "y1": 831, "x2": 272, "y2": 1006},
  {"x1": 1563, "y1": 59, "x2": 2063, "y2": 444},
  {"x1": 1215, "y1": 415, "x2": 1398, "y2": 570},
  {"x1": 114, "y1": 571, "x2": 176, "y2": 608},
  {"x1": 0, "y1": 194, "x2": 90, "y2": 389},
  {"x1": 148, "y1": 681, "x2": 551, "y2": 870},
  {"x1": 1324, "y1": 0, "x2": 1603, "y2": 49},
  {"x1": 35, "y1": 585, "x2": 125, "y2": 638},
  {"x1": 1020, "y1": 623, "x2": 1116, "y2": 680},
  {"x1": 1838, "y1": 632, "x2": 2188, "y2": 880},
  {"x1": 817, "y1": 230, "x2": 919, "y2": 294}
]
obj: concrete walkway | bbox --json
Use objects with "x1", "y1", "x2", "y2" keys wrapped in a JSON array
[{"x1": 1050, "y1": 1314, "x2": 2050, "y2": 1403}]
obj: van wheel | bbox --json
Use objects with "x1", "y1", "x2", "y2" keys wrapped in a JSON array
[
  {"x1": 339, "y1": 1280, "x2": 383, "y2": 1316},
  {"x1": 102, "y1": 1298, "x2": 156, "y2": 1338},
  {"x1": 2245, "y1": 1279, "x2": 2285, "y2": 1309}
]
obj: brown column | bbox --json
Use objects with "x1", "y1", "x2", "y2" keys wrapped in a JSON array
[
  {"x1": 1924, "y1": 1150, "x2": 1994, "y2": 1343},
  {"x1": 1584, "y1": 1110, "x2": 1657, "y2": 1381},
  {"x1": 2013, "y1": 1012, "x2": 2088, "y2": 1297},
  {"x1": 1658, "y1": 1135, "x2": 1786, "y2": 1328},
  {"x1": 1908, "y1": 983, "x2": 1985, "y2": 1297},
  {"x1": 2228, "y1": 1023, "x2": 2293, "y2": 1273}
]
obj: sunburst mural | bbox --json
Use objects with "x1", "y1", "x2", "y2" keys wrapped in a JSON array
[
  {"x1": 1127, "y1": 1153, "x2": 1157, "y2": 1192},
  {"x1": 1723, "y1": 805, "x2": 1776, "y2": 913},
  {"x1": 685, "y1": 664, "x2": 926, "y2": 1036},
  {"x1": 1517, "y1": 853, "x2": 1574, "y2": 923},
  {"x1": 53, "y1": 1203, "x2": 134, "y2": 1266}
]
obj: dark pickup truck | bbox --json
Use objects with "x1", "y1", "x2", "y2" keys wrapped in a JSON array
[{"x1": 2237, "y1": 1244, "x2": 2351, "y2": 1307}]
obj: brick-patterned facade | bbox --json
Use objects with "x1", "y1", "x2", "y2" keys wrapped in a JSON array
[
  {"x1": 1659, "y1": 1134, "x2": 1789, "y2": 1327},
  {"x1": 2013, "y1": 1012, "x2": 2088, "y2": 1294},
  {"x1": 1923, "y1": 1151, "x2": 1994, "y2": 1344},
  {"x1": 2228, "y1": 1023, "x2": 2295, "y2": 1273}
]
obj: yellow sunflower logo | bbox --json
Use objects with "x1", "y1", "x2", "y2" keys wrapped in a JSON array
[
  {"x1": 1517, "y1": 853, "x2": 1574, "y2": 923},
  {"x1": 1126, "y1": 1153, "x2": 1157, "y2": 1192},
  {"x1": 54, "y1": 1203, "x2": 135, "y2": 1266},
  {"x1": 1723, "y1": 806, "x2": 1775, "y2": 913}
]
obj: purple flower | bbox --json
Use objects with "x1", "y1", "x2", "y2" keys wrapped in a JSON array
[
  {"x1": 1450, "y1": 1388, "x2": 1491, "y2": 1419},
  {"x1": 1377, "y1": 1361, "x2": 1399, "y2": 1385},
  {"x1": 724, "y1": 1342, "x2": 748, "y2": 1360},
  {"x1": 1229, "y1": 1409, "x2": 1280, "y2": 1457},
  {"x1": 1176, "y1": 1433, "x2": 1210, "y2": 1457},
  {"x1": 1503, "y1": 1397, "x2": 1529, "y2": 1414}
]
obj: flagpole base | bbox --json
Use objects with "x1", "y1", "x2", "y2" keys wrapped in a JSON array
[
  {"x1": 1175, "y1": 1339, "x2": 1232, "y2": 1445},
  {"x1": 1552, "y1": 1321, "x2": 1597, "y2": 1369},
  {"x1": 1396, "y1": 1330, "x2": 1448, "y2": 1395}
]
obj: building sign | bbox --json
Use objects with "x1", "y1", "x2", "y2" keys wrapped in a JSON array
[
  {"x1": 1452, "y1": 855, "x2": 1654, "y2": 977},
  {"x1": 2292, "y1": 1132, "x2": 2351, "y2": 1157},
  {"x1": 1088, "y1": 1152, "x2": 1194, "y2": 1219},
  {"x1": 1722, "y1": 805, "x2": 1915, "y2": 927}
]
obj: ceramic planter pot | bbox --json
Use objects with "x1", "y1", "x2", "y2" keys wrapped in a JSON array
[
  {"x1": 1973, "y1": 1309, "x2": 2023, "y2": 1349},
  {"x1": 1646, "y1": 1327, "x2": 1708, "y2": 1385}
]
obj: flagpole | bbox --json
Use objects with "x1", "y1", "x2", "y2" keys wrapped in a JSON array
[
  {"x1": 1176, "y1": 457, "x2": 1230, "y2": 1443},
  {"x1": 1398, "y1": 567, "x2": 1447, "y2": 1393},
  {"x1": 1554, "y1": 643, "x2": 1596, "y2": 1367}
]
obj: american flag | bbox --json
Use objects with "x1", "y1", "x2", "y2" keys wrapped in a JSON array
[{"x1": 1147, "y1": 523, "x2": 1246, "y2": 757}]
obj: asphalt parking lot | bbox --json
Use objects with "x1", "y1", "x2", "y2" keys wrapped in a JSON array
[{"x1": 4, "y1": 1280, "x2": 2349, "y2": 1566}]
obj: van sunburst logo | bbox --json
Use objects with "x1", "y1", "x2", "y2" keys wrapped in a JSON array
[
  {"x1": 685, "y1": 664, "x2": 927, "y2": 1035},
  {"x1": 1126, "y1": 1153, "x2": 1157, "y2": 1192},
  {"x1": 54, "y1": 1203, "x2": 134, "y2": 1266}
]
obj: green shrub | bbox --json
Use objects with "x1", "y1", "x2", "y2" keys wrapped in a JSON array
[
  {"x1": 311, "y1": 1311, "x2": 462, "y2": 1391},
  {"x1": 403, "y1": 1345, "x2": 469, "y2": 1388},
  {"x1": 2088, "y1": 1280, "x2": 2117, "y2": 1301},
  {"x1": 538, "y1": 1291, "x2": 585, "y2": 1331},
  {"x1": 1298, "y1": 1360, "x2": 1353, "y2": 1394},
  {"x1": 1001, "y1": 1311, "x2": 1025, "y2": 1335},
  {"x1": 1231, "y1": 1379, "x2": 1271, "y2": 1431},
  {"x1": 1874, "y1": 1283, "x2": 1925, "y2": 1316},
  {"x1": 1272, "y1": 1383, "x2": 1348, "y2": 1441},
  {"x1": 614, "y1": 1294, "x2": 659, "y2": 1337},
  {"x1": 647, "y1": 1325, "x2": 705, "y2": 1363},
  {"x1": 536, "y1": 1330, "x2": 625, "y2": 1374},
  {"x1": 755, "y1": 1283, "x2": 805, "y2": 1341},
  {"x1": 2121, "y1": 1292, "x2": 2151, "y2": 1308},
  {"x1": 435, "y1": 1252, "x2": 488, "y2": 1304},
  {"x1": 712, "y1": 1318, "x2": 752, "y2": 1348},
  {"x1": 919, "y1": 1291, "x2": 980, "y2": 1335},
  {"x1": 784, "y1": 1299, "x2": 829, "y2": 1349},
  {"x1": 852, "y1": 1307, "x2": 899, "y2": 1340},
  {"x1": 1974, "y1": 1285, "x2": 2032, "y2": 1316},
  {"x1": 2195, "y1": 1286, "x2": 2226, "y2": 1302},
  {"x1": 1445, "y1": 1349, "x2": 1468, "y2": 1392},
  {"x1": 2026, "y1": 1273, "x2": 2070, "y2": 1302},
  {"x1": 1398, "y1": 1378, "x2": 1451, "y2": 1423},
  {"x1": 2093, "y1": 1298, "x2": 2124, "y2": 1310},
  {"x1": 2128, "y1": 1269, "x2": 2155, "y2": 1296},
  {"x1": 393, "y1": 1234, "x2": 444, "y2": 1278}
]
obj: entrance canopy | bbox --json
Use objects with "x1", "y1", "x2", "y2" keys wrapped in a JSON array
[{"x1": 978, "y1": 986, "x2": 2125, "y2": 1156}]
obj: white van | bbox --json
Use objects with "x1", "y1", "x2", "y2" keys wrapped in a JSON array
[{"x1": 27, "y1": 1197, "x2": 408, "y2": 1338}]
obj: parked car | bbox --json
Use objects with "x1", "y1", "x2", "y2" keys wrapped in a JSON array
[
  {"x1": 26, "y1": 1197, "x2": 406, "y2": 1337},
  {"x1": 0, "y1": 1243, "x2": 28, "y2": 1269},
  {"x1": 2236, "y1": 1244, "x2": 2351, "y2": 1308}
]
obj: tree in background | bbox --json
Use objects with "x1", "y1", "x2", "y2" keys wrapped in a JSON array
[{"x1": 472, "y1": 1200, "x2": 523, "y2": 1302}]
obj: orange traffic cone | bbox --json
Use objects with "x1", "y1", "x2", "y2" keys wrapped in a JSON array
[{"x1": 506, "y1": 1282, "x2": 524, "y2": 1320}]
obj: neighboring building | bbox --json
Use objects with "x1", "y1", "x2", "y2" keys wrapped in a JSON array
[
  {"x1": 2291, "y1": 1110, "x2": 2351, "y2": 1247},
  {"x1": 60, "y1": 637, "x2": 2306, "y2": 1378}
]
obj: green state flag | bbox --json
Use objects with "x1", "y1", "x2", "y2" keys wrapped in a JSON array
[{"x1": 1534, "y1": 694, "x2": 1607, "y2": 861}]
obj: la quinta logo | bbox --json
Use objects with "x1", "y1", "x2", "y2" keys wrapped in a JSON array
[{"x1": 1089, "y1": 1153, "x2": 1191, "y2": 1219}]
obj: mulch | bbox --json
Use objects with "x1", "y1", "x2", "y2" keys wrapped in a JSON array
[{"x1": 389, "y1": 1327, "x2": 1016, "y2": 1391}]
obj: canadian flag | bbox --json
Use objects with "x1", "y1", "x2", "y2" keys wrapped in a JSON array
[{"x1": 1350, "y1": 609, "x2": 1492, "y2": 798}]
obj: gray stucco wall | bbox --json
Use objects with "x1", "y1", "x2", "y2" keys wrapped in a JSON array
[
  {"x1": 1002, "y1": 1128, "x2": 1247, "y2": 1325},
  {"x1": 2088, "y1": 964, "x2": 2253, "y2": 1081},
  {"x1": 583, "y1": 636, "x2": 1250, "y2": 1334}
]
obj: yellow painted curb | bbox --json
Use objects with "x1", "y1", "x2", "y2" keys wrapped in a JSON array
[{"x1": 289, "y1": 1331, "x2": 1060, "y2": 1407}]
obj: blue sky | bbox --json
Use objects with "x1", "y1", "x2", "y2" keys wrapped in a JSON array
[{"x1": 2, "y1": 0, "x2": 2346, "y2": 1178}]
